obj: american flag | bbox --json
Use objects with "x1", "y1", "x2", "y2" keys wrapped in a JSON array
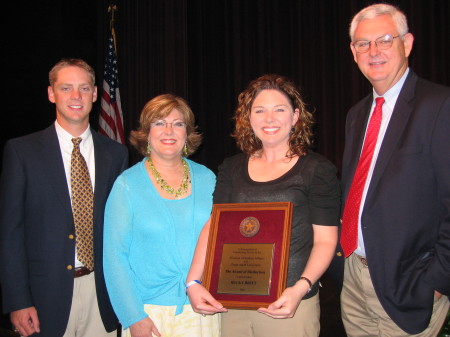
[{"x1": 99, "y1": 17, "x2": 125, "y2": 144}]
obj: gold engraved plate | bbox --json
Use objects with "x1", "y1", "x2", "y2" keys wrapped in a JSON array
[
  {"x1": 239, "y1": 217, "x2": 260, "y2": 237},
  {"x1": 217, "y1": 243, "x2": 274, "y2": 295}
]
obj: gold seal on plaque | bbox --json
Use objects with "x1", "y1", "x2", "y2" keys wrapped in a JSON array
[{"x1": 239, "y1": 217, "x2": 260, "y2": 237}]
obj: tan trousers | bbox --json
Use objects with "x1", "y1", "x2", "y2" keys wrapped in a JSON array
[
  {"x1": 221, "y1": 293, "x2": 320, "y2": 337},
  {"x1": 63, "y1": 272, "x2": 116, "y2": 337},
  {"x1": 341, "y1": 253, "x2": 449, "y2": 337}
]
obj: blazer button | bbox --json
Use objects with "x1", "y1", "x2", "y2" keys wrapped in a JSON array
[
  {"x1": 68, "y1": 234, "x2": 74, "y2": 240},
  {"x1": 67, "y1": 265, "x2": 73, "y2": 270}
]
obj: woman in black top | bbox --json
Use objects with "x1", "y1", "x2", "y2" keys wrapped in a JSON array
[{"x1": 187, "y1": 74, "x2": 340, "y2": 337}]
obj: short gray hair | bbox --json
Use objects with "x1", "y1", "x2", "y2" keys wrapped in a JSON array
[{"x1": 349, "y1": 3, "x2": 409, "y2": 41}]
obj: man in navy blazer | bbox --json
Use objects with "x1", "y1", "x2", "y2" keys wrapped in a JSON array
[
  {"x1": 0, "y1": 59, "x2": 128, "y2": 336},
  {"x1": 340, "y1": 4, "x2": 450, "y2": 336}
]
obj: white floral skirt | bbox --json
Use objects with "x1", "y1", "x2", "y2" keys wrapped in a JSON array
[{"x1": 122, "y1": 304, "x2": 221, "y2": 337}]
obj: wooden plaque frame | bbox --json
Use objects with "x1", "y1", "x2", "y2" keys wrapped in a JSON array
[{"x1": 203, "y1": 202, "x2": 293, "y2": 309}]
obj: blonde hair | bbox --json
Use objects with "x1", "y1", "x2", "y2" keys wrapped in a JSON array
[{"x1": 49, "y1": 58, "x2": 95, "y2": 87}]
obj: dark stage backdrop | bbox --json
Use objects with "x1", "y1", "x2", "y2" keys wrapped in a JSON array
[{"x1": 2, "y1": 0, "x2": 450, "y2": 174}]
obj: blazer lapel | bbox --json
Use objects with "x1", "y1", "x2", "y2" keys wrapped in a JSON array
[
  {"x1": 365, "y1": 72, "x2": 417, "y2": 201},
  {"x1": 345, "y1": 96, "x2": 373, "y2": 197},
  {"x1": 92, "y1": 131, "x2": 112, "y2": 214},
  {"x1": 39, "y1": 126, "x2": 73, "y2": 216}
]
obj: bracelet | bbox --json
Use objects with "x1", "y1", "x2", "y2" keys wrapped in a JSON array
[
  {"x1": 299, "y1": 276, "x2": 312, "y2": 293},
  {"x1": 185, "y1": 279, "x2": 201, "y2": 290}
]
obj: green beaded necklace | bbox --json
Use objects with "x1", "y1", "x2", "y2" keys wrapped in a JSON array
[{"x1": 147, "y1": 157, "x2": 190, "y2": 198}]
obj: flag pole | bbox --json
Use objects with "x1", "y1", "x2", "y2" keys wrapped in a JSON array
[
  {"x1": 109, "y1": 5, "x2": 118, "y2": 53},
  {"x1": 99, "y1": 4, "x2": 125, "y2": 144}
]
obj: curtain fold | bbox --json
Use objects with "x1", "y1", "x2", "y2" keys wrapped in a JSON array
[
  {"x1": 111, "y1": 0, "x2": 450, "y2": 171},
  {"x1": 2, "y1": 0, "x2": 449, "y2": 173}
]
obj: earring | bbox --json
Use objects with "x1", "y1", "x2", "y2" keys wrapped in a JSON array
[
  {"x1": 146, "y1": 142, "x2": 151, "y2": 155},
  {"x1": 183, "y1": 142, "x2": 188, "y2": 156}
]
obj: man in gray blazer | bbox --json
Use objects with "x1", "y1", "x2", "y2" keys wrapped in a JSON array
[
  {"x1": 0, "y1": 59, "x2": 128, "y2": 336},
  {"x1": 340, "y1": 4, "x2": 450, "y2": 336}
]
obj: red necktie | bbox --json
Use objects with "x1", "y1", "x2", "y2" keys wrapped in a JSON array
[{"x1": 341, "y1": 97, "x2": 385, "y2": 257}]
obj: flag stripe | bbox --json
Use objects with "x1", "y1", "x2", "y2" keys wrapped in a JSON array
[{"x1": 99, "y1": 29, "x2": 125, "y2": 144}]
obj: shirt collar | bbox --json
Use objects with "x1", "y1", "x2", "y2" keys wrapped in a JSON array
[
  {"x1": 55, "y1": 120, "x2": 92, "y2": 144},
  {"x1": 372, "y1": 67, "x2": 410, "y2": 101}
]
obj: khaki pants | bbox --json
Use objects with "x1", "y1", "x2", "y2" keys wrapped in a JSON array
[
  {"x1": 221, "y1": 293, "x2": 320, "y2": 337},
  {"x1": 341, "y1": 253, "x2": 449, "y2": 337},
  {"x1": 63, "y1": 272, "x2": 116, "y2": 337}
]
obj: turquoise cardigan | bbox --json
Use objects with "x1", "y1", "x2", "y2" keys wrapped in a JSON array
[{"x1": 103, "y1": 158, "x2": 215, "y2": 329}]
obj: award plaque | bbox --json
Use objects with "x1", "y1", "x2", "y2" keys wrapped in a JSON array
[{"x1": 203, "y1": 202, "x2": 293, "y2": 309}]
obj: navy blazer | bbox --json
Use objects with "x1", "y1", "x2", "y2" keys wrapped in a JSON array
[
  {"x1": 341, "y1": 70, "x2": 450, "y2": 334},
  {"x1": 0, "y1": 125, "x2": 128, "y2": 336}
]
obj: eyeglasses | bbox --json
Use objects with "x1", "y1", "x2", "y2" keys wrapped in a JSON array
[
  {"x1": 151, "y1": 120, "x2": 187, "y2": 129},
  {"x1": 352, "y1": 34, "x2": 401, "y2": 53}
]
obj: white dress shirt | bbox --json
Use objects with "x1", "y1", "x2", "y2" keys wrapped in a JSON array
[
  {"x1": 354, "y1": 68, "x2": 410, "y2": 257},
  {"x1": 55, "y1": 121, "x2": 96, "y2": 267}
]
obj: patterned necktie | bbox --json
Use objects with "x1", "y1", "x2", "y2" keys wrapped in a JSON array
[
  {"x1": 71, "y1": 137, "x2": 94, "y2": 270},
  {"x1": 341, "y1": 97, "x2": 385, "y2": 257}
]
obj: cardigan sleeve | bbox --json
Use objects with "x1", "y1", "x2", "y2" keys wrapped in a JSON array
[{"x1": 103, "y1": 175, "x2": 148, "y2": 329}]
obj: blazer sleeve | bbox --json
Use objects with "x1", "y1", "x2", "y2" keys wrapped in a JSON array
[
  {"x1": 0, "y1": 140, "x2": 33, "y2": 312},
  {"x1": 423, "y1": 95, "x2": 450, "y2": 295}
]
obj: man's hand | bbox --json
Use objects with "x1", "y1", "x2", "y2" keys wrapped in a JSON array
[{"x1": 11, "y1": 307, "x2": 40, "y2": 337}]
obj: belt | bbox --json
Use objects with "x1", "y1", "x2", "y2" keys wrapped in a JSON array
[
  {"x1": 74, "y1": 266, "x2": 93, "y2": 278},
  {"x1": 355, "y1": 254, "x2": 368, "y2": 266}
]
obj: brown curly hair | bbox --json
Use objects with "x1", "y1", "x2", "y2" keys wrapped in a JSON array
[
  {"x1": 129, "y1": 94, "x2": 202, "y2": 157},
  {"x1": 233, "y1": 74, "x2": 314, "y2": 157}
]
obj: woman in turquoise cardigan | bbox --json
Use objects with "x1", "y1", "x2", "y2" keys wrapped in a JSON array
[{"x1": 103, "y1": 94, "x2": 220, "y2": 337}]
